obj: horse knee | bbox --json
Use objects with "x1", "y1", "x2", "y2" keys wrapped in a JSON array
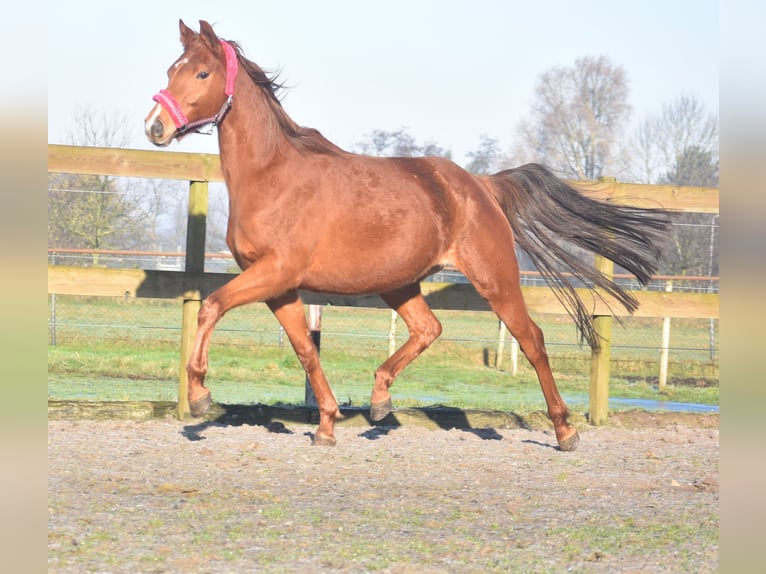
[{"x1": 197, "y1": 298, "x2": 222, "y2": 326}]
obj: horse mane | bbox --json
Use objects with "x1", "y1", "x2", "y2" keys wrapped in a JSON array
[{"x1": 228, "y1": 41, "x2": 343, "y2": 157}]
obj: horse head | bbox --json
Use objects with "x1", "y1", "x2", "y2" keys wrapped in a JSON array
[{"x1": 145, "y1": 20, "x2": 238, "y2": 146}]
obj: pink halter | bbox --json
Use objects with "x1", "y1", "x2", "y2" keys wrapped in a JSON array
[{"x1": 152, "y1": 39, "x2": 238, "y2": 136}]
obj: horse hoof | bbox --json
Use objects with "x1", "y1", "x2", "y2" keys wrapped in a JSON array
[
  {"x1": 369, "y1": 398, "x2": 392, "y2": 422},
  {"x1": 558, "y1": 429, "x2": 580, "y2": 452},
  {"x1": 312, "y1": 434, "x2": 337, "y2": 447},
  {"x1": 189, "y1": 392, "x2": 212, "y2": 417}
]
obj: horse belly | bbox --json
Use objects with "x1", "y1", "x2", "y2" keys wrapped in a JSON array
[{"x1": 303, "y1": 222, "x2": 447, "y2": 295}]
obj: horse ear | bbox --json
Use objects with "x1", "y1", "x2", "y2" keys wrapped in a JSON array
[
  {"x1": 179, "y1": 19, "x2": 197, "y2": 48},
  {"x1": 198, "y1": 20, "x2": 220, "y2": 53}
]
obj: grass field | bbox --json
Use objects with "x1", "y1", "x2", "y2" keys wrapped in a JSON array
[{"x1": 48, "y1": 295, "x2": 719, "y2": 411}]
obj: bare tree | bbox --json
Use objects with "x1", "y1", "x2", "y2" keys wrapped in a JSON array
[
  {"x1": 465, "y1": 134, "x2": 502, "y2": 175},
  {"x1": 48, "y1": 172, "x2": 138, "y2": 256},
  {"x1": 659, "y1": 146, "x2": 719, "y2": 276},
  {"x1": 627, "y1": 96, "x2": 719, "y2": 276},
  {"x1": 353, "y1": 128, "x2": 450, "y2": 158},
  {"x1": 49, "y1": 107, "x2": 148, "y2": 260},
  {"x1": 511, "y1": 56, "x2": 631, "y2": 179},
  {"x1": 204, "y1": 183, "x2": 233, "y2": 255},
  {"x1": 506, "y1": 57, "x2": 631, "y2": 272},
  {"x1": 50, "y1": 108, "x2": 132, "y2": 255},
  {"x1": 629, "y1": 94, "x2": 718, "y2": 184},
  {"x1": 126, "y1": 178, "x2": 189, "y2": 252},
  {"x1": 65, "y1": 105, "x2": 131, "y2": 149}
]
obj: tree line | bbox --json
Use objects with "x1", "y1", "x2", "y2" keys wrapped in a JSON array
[{"x1": 49, "y1": 55, "x2": 718, "y2": 277}]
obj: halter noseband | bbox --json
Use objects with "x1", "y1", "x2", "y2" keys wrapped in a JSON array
[{"x1": 152, "y1": 39, "x2": 238, "y2": 137}]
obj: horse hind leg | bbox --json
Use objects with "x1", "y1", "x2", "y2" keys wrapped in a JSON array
[
  {"x1": 370, "y1": 284, "x2": 442, "y2": 421},
  {"x1": 456, "y1": 239, "x2": 579, "y2": 451},
  {"x1": 501, "y1": 306, "x2": 580, "y2": 451}
]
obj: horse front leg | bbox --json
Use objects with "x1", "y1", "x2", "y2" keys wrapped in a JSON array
[
  {"x1": 185, "y1": 262, "x2": 291, "y2": 417},
  {"x1": 267, "y1": 292, "x2": 341, "y2": 446},
  {"x1": 186, "y1": 297, "x2": 218, "y2": 417}
]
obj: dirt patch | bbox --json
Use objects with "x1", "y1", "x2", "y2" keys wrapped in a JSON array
[{"x1": 48, "y1": 411, "x2": 718, "y2": 573}]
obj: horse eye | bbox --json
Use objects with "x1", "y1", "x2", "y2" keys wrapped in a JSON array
[{"x1": 197, "y1": 71, "x2": 209, "y2": 80}]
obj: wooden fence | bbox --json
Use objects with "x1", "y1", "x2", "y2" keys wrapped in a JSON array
[{"x1": 47, "y1": 144, "x2": 719, "y2": 424}]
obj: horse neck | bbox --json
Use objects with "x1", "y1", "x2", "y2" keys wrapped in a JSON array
[{"x1": 217, "y1": 79, "x2": 291, "y2": 172}]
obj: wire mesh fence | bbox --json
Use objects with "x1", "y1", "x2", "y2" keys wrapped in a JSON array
[{"x1": 48, "y1": 289, "x2": 719, "y2": 385}]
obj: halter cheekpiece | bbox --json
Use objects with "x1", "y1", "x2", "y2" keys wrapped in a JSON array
[{"x1": 152, "y1": 39, "x2": 238, "y2": 137}]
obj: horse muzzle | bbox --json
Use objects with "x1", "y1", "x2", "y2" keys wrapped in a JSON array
[{"x1": 144, "y1": 113, "x2": 175, "y2": 147}]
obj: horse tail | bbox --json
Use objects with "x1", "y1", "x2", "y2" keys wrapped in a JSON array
[{"x1": 484, "y1": 163, "x2": 669, "y2": 350}]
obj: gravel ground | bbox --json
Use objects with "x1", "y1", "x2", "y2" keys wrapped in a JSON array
[{"x1": 48, "y1": 412, "x2": 718, "y2": 573}]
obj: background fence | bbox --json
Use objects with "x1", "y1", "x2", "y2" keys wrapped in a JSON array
[
  {"x1": 48, "y1": 144, "x2": 719, "y2": 421},
  {"x1": 48, "y1": 250, "x2": 719, "y2": 383}
]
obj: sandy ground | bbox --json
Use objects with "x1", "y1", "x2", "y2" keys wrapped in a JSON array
[{"x1": 48, "y1": 412, "x2": 718, "y2": 573}]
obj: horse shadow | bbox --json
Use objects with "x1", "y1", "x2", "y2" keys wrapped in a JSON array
[
  {"x1": 180, "y1": 403, "x2": 549, "y2": 445},
  {"x1": 180, "y1": 403, "x2": 306, "y2": 441},
  {"x1": 365, "y1": 406, "x2": 508, "y2": 441}
]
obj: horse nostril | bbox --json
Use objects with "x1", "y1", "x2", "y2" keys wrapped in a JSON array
[{"x1": 151, "y1": 119, "x2": 165, "y2": 139}]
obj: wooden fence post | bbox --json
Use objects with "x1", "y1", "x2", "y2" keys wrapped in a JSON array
[
  {"x1": 178, "y1": 294, "x2": 200, "y2": 419},
  {"x1": 177, "y1": 180, "x2": 208, "y2": 420},
  {"x1": 588, "y1": 254, "x2": 614, "y2": 426},
  {"x1": 305, "y1": 304, "x2": 322, "y2": 407}
]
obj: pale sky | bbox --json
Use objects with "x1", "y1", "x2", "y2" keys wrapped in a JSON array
[{"x1": 47, "y1": 0, "x2": 719, "y2": 165}]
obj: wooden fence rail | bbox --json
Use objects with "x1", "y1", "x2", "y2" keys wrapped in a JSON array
[{"x1": 48, "y1": 144, "x2": 719, "y2": 424}]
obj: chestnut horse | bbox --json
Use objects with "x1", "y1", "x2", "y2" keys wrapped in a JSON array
[{"x1": 146, "y1": 20, "x2": 667, "y2": 451}]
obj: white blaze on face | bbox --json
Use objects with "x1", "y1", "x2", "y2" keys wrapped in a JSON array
[
  {"x1": 146, "y1": 57, "x2": 189, "y2": 138},
  {"x1": 145, "y1": 104, "x2": 164, "y2": 135}
]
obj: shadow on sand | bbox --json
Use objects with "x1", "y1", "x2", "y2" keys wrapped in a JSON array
[{"x1": 180, "y1": 403, "x2": 547, "y2": 445}]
